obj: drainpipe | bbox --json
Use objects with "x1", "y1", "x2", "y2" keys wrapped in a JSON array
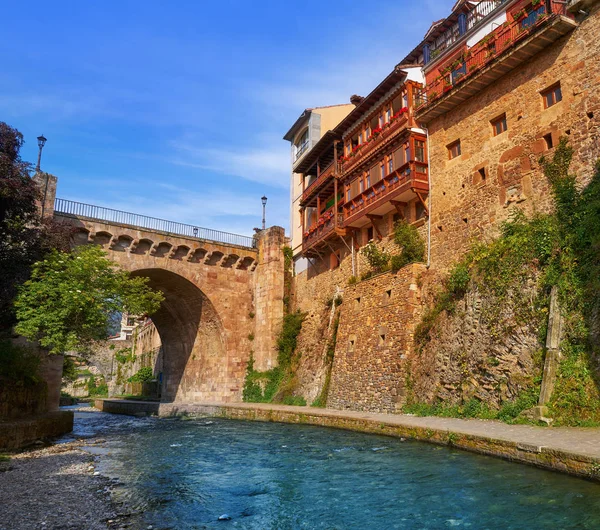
[
  {"x1": 351, "y1": 236, "x2": 356, "y2": 277},
  {"x1": 425, "y1": 126, "x2": 432, "y2": 268}
]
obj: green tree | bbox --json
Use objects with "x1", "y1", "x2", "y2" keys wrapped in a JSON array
[{"x1": 14, "y1": 245, "x2": 164, "y2": 354}]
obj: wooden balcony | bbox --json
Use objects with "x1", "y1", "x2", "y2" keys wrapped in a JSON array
[
  {"x1": 343, "y1": 162, "x2": 429, "y2": 228},
  {"x1": 416, "y1": 2, "x2": 576, "y2": 123},
  {"x1": 341, "y1": 112, "x2": 409, "y2": 175},
  {"x1": 302, "y1": 209, "x2": 345, "y2": 255},
  {"x1": 300, "y1": 161, "x2": 337, "y2": 207}
]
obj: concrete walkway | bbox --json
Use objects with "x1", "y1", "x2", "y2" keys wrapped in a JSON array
[
  {"x1": 96, "y1": 399, "x2": 600, "y2": 480},
  {"x1": 217, "y1": 402, "x2": 600, "y2": 457}
]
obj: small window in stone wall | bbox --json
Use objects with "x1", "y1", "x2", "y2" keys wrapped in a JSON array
[
  {"x1": 349, "y1": 337, "x2": 356, "y2": 352},
  {"x1": 541, "y1": 83, "x2": 562, "y2": 109},
  {"x1": 447, "y1": 140, "x2": 461, "y2": 160},
  {"x1": 354, "y1": 297, "x2": 361, "y2": 308},
  {"x1": 491, "y1": 114, "x2": 507, "y2": 136},
  {"x1": 379, "y1": 334, "x2": 386, "y2": 346},
  {"x1": 543, "y1": 133, "x2": 554, "y2": 149},
  {"x1": 367, "y1": 226, "x2": 374, "y2": 242}
]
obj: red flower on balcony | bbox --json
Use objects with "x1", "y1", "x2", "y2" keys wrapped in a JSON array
[{"x1": 371, "y1": 126, "x2": 383, "y2": 136}]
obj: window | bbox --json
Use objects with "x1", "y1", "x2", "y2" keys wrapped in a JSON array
[
  {"x1": 366, "y1": 174, "x2": 371, "y2": 188},
  {"x1": 386, "y1": 108, "x2": 391, "y2": 122},
  {"x1": 491, "y1": 114, "x2": 508, "y2": 136},
  {"x1": 543, "y1": 133, "x2": 554, "y2": 149},
  {"x1": 388, "y1": 159, "x2": 394, "y2": 175},
  {"x1": 415, "y1": 140, "x2": 425, "y2": 163},
  {"x1": 478, "y1": 167, "x2": 487, "y2": 180},
  {"x1": 542, "y1": 83, "x2": 562, "y2": 109},
  {"x1": 359, "y1": 179, "x2": 364, "y2": 193},
  {"x1": 405, "y1": 146, "x2": 411, "y2": 162},
  {"x1": 379, "y1": 115, "x2": 384, "y2": 127},
  {"x1": 447, "y1": 140, "x2": 461, "y2": 159},
  {"x1": 346, "y1": 186, "x2": 351, "y2": 201},
  {"x1": 367, "y1": 226, "x2": 374, "y2": 241},
  {"x1": 380, "y1": 164, "x2": 385, "y2": 179},
  {"x1": 294, "y1": 129, "x2": 309, "y2": 161}
]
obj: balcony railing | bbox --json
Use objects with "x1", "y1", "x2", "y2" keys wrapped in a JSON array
[
  {"x1": 301, "y1": 161, "x2": 337, "y2": 205},
  {"x1": 342, "y1": 161, "x2": 429, "y2": 224},
  {"x1": 302, "y1": 208, "x2": 343, "y2": 250},
  {"x1": 341, "y1": 111, "x2": 409, "y2": 175},
  {"x1": 428, "y1": 0, "x2": 509, "y2": 61},
  {"x1": 54, "y1": 198, "x2": 257, "y2": 249},
  {"x1": 418, "y1": 1, "x2": 569, "y2": 113}
]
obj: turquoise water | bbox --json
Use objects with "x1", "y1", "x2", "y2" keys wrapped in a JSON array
[{"x1": 76, "y1": 412, "x2": 600, "y2": 529}]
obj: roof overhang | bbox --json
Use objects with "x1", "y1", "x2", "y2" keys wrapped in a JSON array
[{"x1": 283, "y1": 109, "x2": 312, "y2": 142}]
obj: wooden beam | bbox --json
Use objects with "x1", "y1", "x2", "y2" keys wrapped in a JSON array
[
  {"x1": 366, "y1": 214, "x2": 383, "y2": 240},
  {"x1": 415, "y1": 191, "x2": 429, "y2": 217},
  {"x1": 390, "y1": 200, "x2": 406, "y2": 218}
]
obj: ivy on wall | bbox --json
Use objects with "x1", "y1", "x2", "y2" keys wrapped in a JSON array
[{"x1": 410, "y1": 139, "x2": 600, "y2": 426}]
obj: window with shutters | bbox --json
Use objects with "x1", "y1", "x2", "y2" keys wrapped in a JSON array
[{"x1": 388, "y1": 158, "x2": 393, "y2": 175}]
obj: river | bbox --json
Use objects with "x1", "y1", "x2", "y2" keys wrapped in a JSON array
[{"x1": 65, "y1": 407, "x2": 600, "y2": 529}]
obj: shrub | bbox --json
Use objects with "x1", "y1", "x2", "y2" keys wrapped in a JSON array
[
  {"x1": 281, "y1": 395, "x2": 307, "y2": 406},
  {"x1": 128, "y1": 366, "x2": 154, "y2": 383},
  {"x1": 0, "y1": 340, "x2": 40, "y2": 385},
  {"x1": 393, "y1": 220, "x2": 425, "y2": 269},
  {"x1": 361, "y1": 241, "x2": 390, "y2": 272}
]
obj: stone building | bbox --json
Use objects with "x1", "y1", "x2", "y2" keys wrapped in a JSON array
[
  {"x1": 401, "y1": 0, "x2": 599, "y2": 269},
  {"x1": 285, "y1": 0, "x2": 600, "y2": 412}
]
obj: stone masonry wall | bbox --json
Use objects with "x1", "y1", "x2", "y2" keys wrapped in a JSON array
[
  {"x1": 427, "y1": 7, "x2": 600, "y2": 270},
  {"x1": 252, "y1": 226, "x2": 286, "y2": 371},
  {"x1": 328, "y1": 263, "x2": 426, "y2": 413}
]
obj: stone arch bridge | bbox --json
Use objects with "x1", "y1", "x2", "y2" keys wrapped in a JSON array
[{"x1": 50, "y1": 197, "x2": 285, "y2": 404}]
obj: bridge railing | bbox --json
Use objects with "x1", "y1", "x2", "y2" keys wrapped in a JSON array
[{"x1": 54, "y1": 198, "x2": 257, "y2": 249}]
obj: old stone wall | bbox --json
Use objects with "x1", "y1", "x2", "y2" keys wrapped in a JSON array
[
  {"x1": 328, "y1": 263, "x2": 426, "y2": 413},
  {"x1": 427, "y1": 7, "x2": 600, "y2": 270},
  {"x1": 409, "y1": 284, "x2": 541, "y2": 407},
  {"x1": 252, "y1": 227, "x2": 286, "y2": 371}
]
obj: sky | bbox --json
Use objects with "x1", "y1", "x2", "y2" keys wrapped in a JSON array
[{"x1": 3, "y1": 0, "x2": 449, "y2": 236}]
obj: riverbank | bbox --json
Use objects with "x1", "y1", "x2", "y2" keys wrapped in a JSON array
[
  {"x1": 0, "y1": 408, "x2": 140, "y2": 530},
  {"x1": 97, "y1": 399, "x2": 600, "y2": 482}
]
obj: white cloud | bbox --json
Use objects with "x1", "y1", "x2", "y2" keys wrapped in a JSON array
[{"x1": 170, "y1": 142, "x2": 290, "y2": 190}]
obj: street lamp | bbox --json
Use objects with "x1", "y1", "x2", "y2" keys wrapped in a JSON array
[
  {"x1": 261, "y1": 195, "x2": 268, "y2": 230},
  {"x1": 36, "y1": 134, "x2": 47, "y2": 172}
]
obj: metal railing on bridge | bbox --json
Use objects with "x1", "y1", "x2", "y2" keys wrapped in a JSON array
[{"x1": 54, "y1": 198, "x2": 257, "y2": 249}]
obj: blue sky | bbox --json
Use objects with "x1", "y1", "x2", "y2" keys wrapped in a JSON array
[{"x1": 3, "y1": 0, "x2": 448, "y2": 236}]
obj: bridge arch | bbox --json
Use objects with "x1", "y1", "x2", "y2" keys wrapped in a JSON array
[{"x1": 132, "y1": 268, "x2": 227, "y2": 403}]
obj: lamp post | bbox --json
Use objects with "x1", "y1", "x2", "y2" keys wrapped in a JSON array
[
  {"x1": 261, "y1": 195, "x2": 267, "y2": 230},
  {"x1": 36, "y1": 134, "x2": 47, "y2": 172}
]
